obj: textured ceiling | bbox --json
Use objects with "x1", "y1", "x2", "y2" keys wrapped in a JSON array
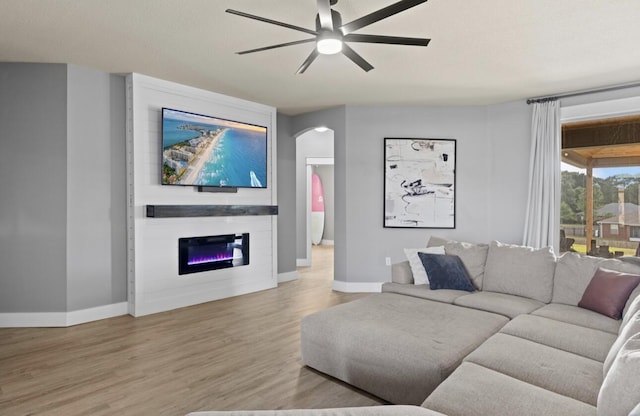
[{"x1": 1, "y1": 0, "x2": 639, "y2": 115}]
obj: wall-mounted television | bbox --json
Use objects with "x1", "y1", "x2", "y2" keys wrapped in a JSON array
[{"x1": 161, "y1": 107, "x2": 267, "y2": 188}]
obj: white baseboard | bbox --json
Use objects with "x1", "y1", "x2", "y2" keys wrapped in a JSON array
[
  {"x1": 278, "y1": 271, "x2": 299, "y2": 283},
  {"x1": 320, "y1": 239, "x2": 335, "y2": 246},
  {"x1": 297, "y1": 258, "x2": 311, "y2": 267},
  {"x1": 332, "y1": 280, "x2": 383, "y2": 293},
  {"x1": 0, "y1": 302, "x2": 129, "y2": 328},
  {"x1": 66, "y1": 302, "x2": 129, "y2": 326}
]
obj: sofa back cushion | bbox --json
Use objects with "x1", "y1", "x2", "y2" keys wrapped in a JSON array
[
  {"x1": 427, "y1": 236, "x2": 489, "y2": 290},
  {"x1": 553, "y1": 252, "x2": 640, "y2": 306},
  {"x1": 482, "y1": 241, "x2": 556, "y2": 303},
  {"x1": 604, "y1": 310, "x2": 640, "y2": 376},
  {"x1": 597, "y1": 332, "x2": 640, "y2": 416},
  {"x1": 624, "y1": 291, "x2": 640, "y2": 328},
  {"x1": 624, "y1": 286, "x2": 640, "y2": 322}
]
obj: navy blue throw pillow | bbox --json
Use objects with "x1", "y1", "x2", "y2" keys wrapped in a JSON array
[{"x1": 417, "y1": 253, "x2": 476, "y2": 292}]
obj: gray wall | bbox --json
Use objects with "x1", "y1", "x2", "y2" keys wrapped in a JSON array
[
  {"x1": 66, "y1": 65, "x2": 127, "y2": 311},
  {"x1": 0, "y1": 63, "x2": 126, "y2": 313},
  {"x1": 344, "y1": 105, "x2": 501, "y2": 283},
  {"x1": 486, "y1": 100, "x2": 532, "y2": 243},
  {"x1": 287, "y1": 103, "x2": 535, "y2": 284},
  {"x1": 315, "y1": 164, "x2": 335, "y2": 242},
  {"x1": 276, "y1": 113, "x2": 297, "y2": 274},
  {"x1": 0, "y1": 63, "x2": 69, "y2": 312}
]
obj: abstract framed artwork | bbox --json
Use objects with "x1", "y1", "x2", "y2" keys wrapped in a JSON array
[{"x1": 384, "y1": 138, "x2": 456, "y2": 228}]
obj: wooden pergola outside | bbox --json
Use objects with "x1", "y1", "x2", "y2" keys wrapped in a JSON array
[{"x1": 562, "y1": 114, "x2": 640, "y2": 253}]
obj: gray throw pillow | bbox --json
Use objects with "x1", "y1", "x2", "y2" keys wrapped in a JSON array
[{"x1": 418, "y1": 253, "x2": 475, "y2": 292}]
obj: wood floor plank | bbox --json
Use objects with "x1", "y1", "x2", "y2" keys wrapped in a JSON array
[{"x1": 0, "y1": 246, "x2": 384, "y2": 416}]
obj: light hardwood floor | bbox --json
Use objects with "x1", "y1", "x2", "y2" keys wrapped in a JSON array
[{"x1": 0, "y1": 245, "x2": 383, "y2": 416}]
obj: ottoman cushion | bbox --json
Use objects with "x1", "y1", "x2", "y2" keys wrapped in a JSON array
[{"x1": 300, "y1": 293, "x2": 508, "y2": 405}]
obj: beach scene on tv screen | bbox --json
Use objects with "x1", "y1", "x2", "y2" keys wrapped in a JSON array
[{"x1": 162, "y1": 109, "x2": 267, "y2": 187}]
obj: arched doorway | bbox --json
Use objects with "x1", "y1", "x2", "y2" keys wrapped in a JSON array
[{"x1": 296, "y1": 128, "x2": 335, "y2": 268}]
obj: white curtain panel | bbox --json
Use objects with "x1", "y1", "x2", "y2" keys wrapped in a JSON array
[{"x1": 523, "y1": 100, "x2": 561, "y2": 250}]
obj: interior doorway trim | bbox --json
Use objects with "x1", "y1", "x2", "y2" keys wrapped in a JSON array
[{"x1": 302, "y1": 157, "x2": 334, "y2": 267}]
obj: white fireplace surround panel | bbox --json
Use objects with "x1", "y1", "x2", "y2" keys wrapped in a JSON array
[{"x1": 126, "y1": 73, "x2": 278, "y2": 317}]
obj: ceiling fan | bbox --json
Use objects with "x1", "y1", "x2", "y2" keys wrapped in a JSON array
[{"x1": 226, "y1": 0, "x2": 430, "y2": 74}]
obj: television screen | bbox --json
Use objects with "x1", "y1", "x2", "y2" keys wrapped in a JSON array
[{"x1": 161, "y1": 108, "x2": 267, "y2": 188}]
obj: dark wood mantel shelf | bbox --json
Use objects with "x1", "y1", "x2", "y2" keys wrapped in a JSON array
[{"x1": 146, "y1": 205, "x2": 278, "y2": 218}]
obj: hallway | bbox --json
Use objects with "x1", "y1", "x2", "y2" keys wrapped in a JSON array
[{"x1": 298, "y1": 245, "x2": 334, "y2": 282}]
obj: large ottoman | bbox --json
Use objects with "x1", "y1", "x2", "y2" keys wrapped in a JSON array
[
  {"x1": 187, "y1": 406, "x2": 446, "y2": 416},
  {"x1": 300, "y1": 293, "x2": 509, "y2": 404}
]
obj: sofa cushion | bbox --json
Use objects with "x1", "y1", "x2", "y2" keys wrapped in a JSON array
[
  {"x1": 453, "y1": 291, "x2": 544, "y2": 319},
  {"x1": 428, "y1": 237, "x2": 488, "y2": 289},
  {"x1": 597, "y1": 333, "x2": 640, "y2": 416},
  {"x1": 463, "y1": 333, "x2": 603, "y2": 405},
  {"x1": 624, "y1": 287, "x2": 640, "y2": 325},
  {"x1": 579, "y1": 268, "x2": 640, "y2": 319},
  {"x1": 553, "y1": 252, "x2": 640, "y2": 306},
  {"x1": 382, "y1": 283, "x2": 469, "y2": 304},
  {"x1": 188, "y1": 406, "x2": 447, "y2": 416},
  {"x1": 300, "y1": 293, "x2": 509, "y2": 405},
  {"x1": 532, "y1": 303, "x2": 621, "y2": 334},
  {"x1": 418, "y1": 253, "x2": 475, "y2": 292},
  {"x1": 604, "y1": 310, "x2": 640, "y2": 376},
  {"x1": 422, "y1": 362, "x2": 596, "y2": 416},
  {"x1": 404, "y1": 246, "x2": 446, "y2": 285},
  {"x1": 482, "y1": 241, "x2": 556, "y2": 303},
  {"x1": 500, "y1": 314, "x2": 616, "y2": 362}
]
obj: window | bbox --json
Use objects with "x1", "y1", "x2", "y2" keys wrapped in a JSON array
[{"x1": 560, "y1": 114, "x2": 640, "y2": 256}]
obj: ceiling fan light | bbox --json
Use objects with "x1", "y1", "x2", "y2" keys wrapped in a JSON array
[{"x1": 317, "y1": 33, "x2": 342, "y2": 55}]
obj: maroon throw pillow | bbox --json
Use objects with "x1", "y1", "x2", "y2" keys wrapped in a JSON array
[{"x1": 578, "y1": 268, "x2": 640, "y2": 319}]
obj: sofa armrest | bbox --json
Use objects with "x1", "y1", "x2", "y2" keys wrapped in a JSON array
[{"x1": 392, "y1": 260, "x2": 414, "y2": 284}]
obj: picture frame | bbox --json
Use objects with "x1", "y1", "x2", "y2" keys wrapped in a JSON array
[{"x1": 384, "y1": 138, "x2": 456, "y2": 228}]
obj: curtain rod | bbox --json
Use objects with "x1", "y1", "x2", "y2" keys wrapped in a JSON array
[{"x1": 526, "y1": 81, "x2": 640, "y2": 105}]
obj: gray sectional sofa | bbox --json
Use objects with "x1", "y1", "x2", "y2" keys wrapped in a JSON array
[{"x1": 190, "y1": 237, "x2": 640, "y2": 416}]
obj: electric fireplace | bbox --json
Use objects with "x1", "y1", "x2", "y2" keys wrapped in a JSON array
[{"x1": 178, "y1": 233, "x2": 249, "y2": 275}]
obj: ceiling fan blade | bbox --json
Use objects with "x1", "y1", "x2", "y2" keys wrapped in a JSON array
[
  {"x1": 317, "y1": 0, "x2": 334, "y2": 30},
  {"x1": 340, "y1": 0, "x2": 429, "y2": 35},
  {"x1": 342, "y1": 44, "x2": 374, "y2": 72},
  {"x1": 344, "y1": 34, "x2": 430, "y2": 47},
  {"x1": 296, "y1": 50, "x2": 320, "y2": 74},
  {"x1": 226, "y1": 9, "x2": 317, "y2": 36},
  {"x1": 237, "y1": 39, "x2": 316, "y2": 55}
]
